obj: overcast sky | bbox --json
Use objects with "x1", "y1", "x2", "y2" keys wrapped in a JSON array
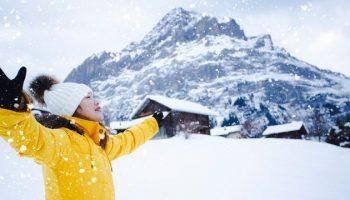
[{"x1": 0, "y1": 0, "x2": 349, "y2": 84}]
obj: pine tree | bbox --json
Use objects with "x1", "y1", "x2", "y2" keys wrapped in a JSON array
[{"x1": 326, "y1": 114, "x2": 350, "y2": 148}]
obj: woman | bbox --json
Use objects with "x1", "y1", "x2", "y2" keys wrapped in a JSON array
[{"x1": 0, "y1": 67, "x2": 163, "y2": 200}]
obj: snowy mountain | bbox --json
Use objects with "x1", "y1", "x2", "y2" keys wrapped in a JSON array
[
  {"x1": 65, "y1": 7, "x2": 350, "y2": 136},
  {"x1": 1, "y1": 135, "x2": 350, "y2": 199}
]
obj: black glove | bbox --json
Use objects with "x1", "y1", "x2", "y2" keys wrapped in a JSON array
[
  {"x1": 152, "y1": 111, "x2": 164, "y2": 126},
  {"x1": 0, "y1": 67, "x2": 27, "y2": 111}
]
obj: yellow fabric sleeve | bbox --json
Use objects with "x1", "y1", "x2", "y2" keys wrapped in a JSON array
[
  {"x1": 105, "y1": 117, "x2": 159, "y2": 161},
  {"x1": 0, "y1": 108, "x2": 69, "y2": 167}
]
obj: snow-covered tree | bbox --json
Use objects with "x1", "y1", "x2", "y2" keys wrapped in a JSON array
[{"x1": 326, "y1": 114, "x2": 350, "y2": 148}]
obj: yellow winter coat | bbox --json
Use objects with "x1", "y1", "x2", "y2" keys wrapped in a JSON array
[{"x1": 0, "y1": 108, "x2": 159, "y2": 200}]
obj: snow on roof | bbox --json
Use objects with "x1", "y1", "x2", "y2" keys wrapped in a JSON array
[
  {"x1": 263, "y1": 121, "x2": 304, "y2": 136},
  {"x1": 210, "y1": 125, "x2": 242, "y2": 136},
  {"x1": 130, "y1": 95, "x2": 217, "y2": 118},
  {"x1": 111, "y1": 111, "x2": 170, "y2": 130},
  {"x1": 345, "y1": 122, "x2": 350, "y2": 128}
]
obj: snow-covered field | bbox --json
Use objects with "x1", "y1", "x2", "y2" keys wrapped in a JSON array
[{"x1": 0, "y1": 135, "x2": 349, "y2": 200}]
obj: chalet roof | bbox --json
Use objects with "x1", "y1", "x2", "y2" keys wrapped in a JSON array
[
  {"x1": 130, "y1": 95, "x2": 217, "y2": 118},
  {"x1": 262, "y1": 121, "x2": 305, "y2": 136},
  {"x1": 210, "y1": 125, "x2": 242, "y2": 136}
]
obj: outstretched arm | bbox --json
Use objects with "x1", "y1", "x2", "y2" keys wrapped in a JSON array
[
  {"x1": 105, "y1": 116, "x2": 160, "y2": 161},
  {"x1": 0, "y1": 109, "x2": 70, "y2": 167},
  {"x1": 0, "y1": 67, "x2": 69, "y2": 167}
]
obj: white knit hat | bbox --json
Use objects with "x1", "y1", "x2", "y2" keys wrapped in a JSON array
[{"x1": 43, "y1": 82, "x2": 93, "y2": 116}]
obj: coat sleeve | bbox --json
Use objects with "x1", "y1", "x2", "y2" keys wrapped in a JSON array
[
  {"x1": 105, "y1": 117, "x2": 159, "y2": 161},
  {"x1": 0, "y1": 108, "x2": 70, "y2": 167}
]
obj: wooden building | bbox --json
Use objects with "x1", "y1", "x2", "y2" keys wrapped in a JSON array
[
  {"x1": 120, "y1": 95, "x2": 217, "y2": 139},
  {"x1": 262, "y1": 121, "x2": 308, "y2": 139},
  {"x1": 210, "y1": 125, "x2": 243, "y2": 139}
]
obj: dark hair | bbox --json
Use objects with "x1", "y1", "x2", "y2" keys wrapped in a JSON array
[
  {"x1": 34, "y1": 112, "x2": 85, "y2": 135},
  {"x1": 35, "y1": 111, "x2": 109, "y2": 150}
]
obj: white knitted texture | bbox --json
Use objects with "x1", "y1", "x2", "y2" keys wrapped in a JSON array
[{"x1": 44, "y1": 83, "x2": 93, "y2": 116}]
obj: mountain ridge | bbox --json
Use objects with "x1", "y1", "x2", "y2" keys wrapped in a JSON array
[{"x1": 64, "y1": 7, "x2": 350, "y2": 137}]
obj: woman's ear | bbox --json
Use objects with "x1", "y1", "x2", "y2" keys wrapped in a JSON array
[{"x1": 73, "y1": 105, "x2": 82, "y2": 117}]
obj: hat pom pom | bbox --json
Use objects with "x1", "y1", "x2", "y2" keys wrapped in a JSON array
[{"x1": 29, "y1": 75, "x2": 59, "y2": 105}]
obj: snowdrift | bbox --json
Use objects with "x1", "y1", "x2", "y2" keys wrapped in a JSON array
[{"x1": 0, "y1": 135, "x2": 349, "y2": 200}]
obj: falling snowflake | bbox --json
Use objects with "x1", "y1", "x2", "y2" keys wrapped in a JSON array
[
  {"x1": 294, "y1": 74, "x2": 301, "y2": 81},
  {"x1": 19, "y1": 145, "x2": 27, "y2": 152},
  {"x1": 300, "y1": 3, "x2": 312, "y2": 12},
  {"x1": 91, "y1": 177, "x2": 97, "y2": 183},
  {"x1": 16, "y1": 57, "x2": 22, "y2": 64},
  {"x1": 149, "y1": 80, "x2": 155, "y2": 86},
  {"x1": 66, "y1": 4, "x2": 73, "y2": 10}
]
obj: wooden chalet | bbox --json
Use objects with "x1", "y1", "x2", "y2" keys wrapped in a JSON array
[
  {"x1": 123, "y1": 95, "x2": 217, "y2": 138},
  {"x1": 262, "y1": 121, "x2": 308, "y2": 139},
  {"x1": 210, "y1": 125, "x2": 243, "y2": 139}
]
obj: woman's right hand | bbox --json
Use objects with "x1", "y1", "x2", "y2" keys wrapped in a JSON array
[
  {"x1": 152, "y1": 111, "x2": 164, "y2": 126},
  {"x1": 0, "y1": 67, "x2": 27, "y2": 111}
]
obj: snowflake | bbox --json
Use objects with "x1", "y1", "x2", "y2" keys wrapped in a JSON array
[
  {"x1": 16, "y1": 57, "x2": 22, "y2": 64},
  {"x1": 294, "y1": 74, "x2": 301, "y2": 81},
  {"x1": 91, "y1": 177, "x2": 97, "y2": 183},
  {"x1": 19, "y1": 145, "x2": 27, "y2": 152},
  {"x1": 300, "y1": 3, "x2": 312, "y2": 12}
]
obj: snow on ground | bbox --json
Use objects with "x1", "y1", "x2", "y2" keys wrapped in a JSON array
[{"x1": 0, "y1": 135, "x2": 349, "y2": 200}]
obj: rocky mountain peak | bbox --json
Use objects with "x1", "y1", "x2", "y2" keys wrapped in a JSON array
[
  {"x1": 137, "y1": 7, "x2": 246, "y2": 50},
  {"x1": 64, "y1": 8, "x2": 350, "y2": 136}
]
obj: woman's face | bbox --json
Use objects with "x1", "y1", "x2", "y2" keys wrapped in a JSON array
[{"x1": 75, "y1": 93, "x2": 104, "y2": 122}]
